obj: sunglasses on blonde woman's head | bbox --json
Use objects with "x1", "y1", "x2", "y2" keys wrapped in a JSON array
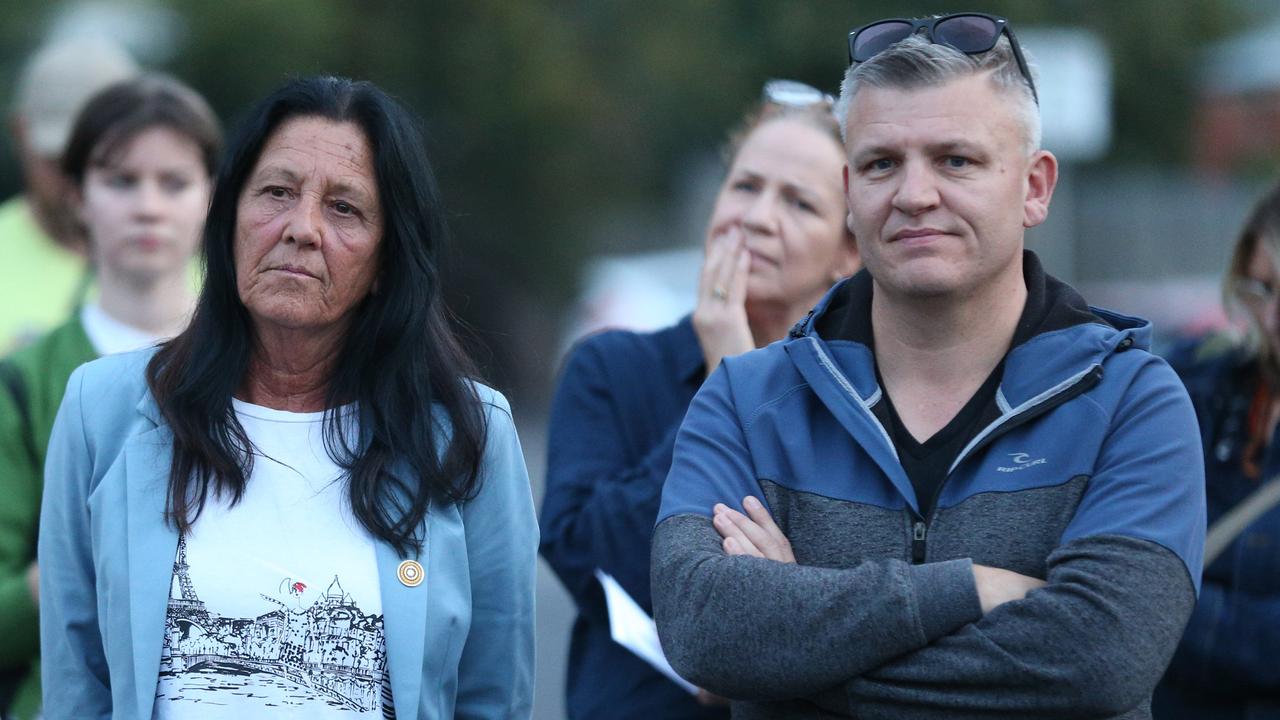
[
  {"x1": 762, "y1": 79, "x2": 834, "y2": 109},
  {"x1": 846, "y1": 12, "x2": 1039, "y2": 105}
]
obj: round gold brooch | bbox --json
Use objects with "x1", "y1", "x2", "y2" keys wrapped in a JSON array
[{"x1": 397, "y1": 559, "x2": 424, "y2": 587}]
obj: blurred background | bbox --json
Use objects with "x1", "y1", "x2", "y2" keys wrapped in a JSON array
[{"x1": 4, "y1": 1, "x2": 1280, "y2": 716}]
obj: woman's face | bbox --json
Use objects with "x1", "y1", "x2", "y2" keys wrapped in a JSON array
[
  {"x1": 1242, "y1": 238, "x2": 1280, "y2": 360},
  {"x1": 706, "y1": 117, "x2": 857, "y2": 314},
  {"x1": 78, "y1": 126, "x2": 210, "y2": 285},
  {"x1": 234, "y1": 117, "x2": 384, "y2": 338}
]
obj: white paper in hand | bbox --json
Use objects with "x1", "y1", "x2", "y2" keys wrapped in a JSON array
[{"x1": 594, "y1": 568, "x2": 699, "y2": 695}]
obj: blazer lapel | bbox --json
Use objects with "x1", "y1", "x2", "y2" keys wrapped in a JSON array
[
  {"x1": 377, "y1": 458, "x2": 431, "y2": 719},
  {"x1": 377, "y1": 534, "x2": 429, "y2": 719},
  {"x1": 124, "y1": 406, "x2": 179, "y2": 719}
]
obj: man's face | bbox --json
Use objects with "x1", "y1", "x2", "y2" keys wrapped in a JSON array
[{"x1": 842, "y1": 73, "x2": 1055, "y2": 301}]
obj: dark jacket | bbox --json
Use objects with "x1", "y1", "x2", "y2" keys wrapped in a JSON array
[
  {"x1": 653, "y1": 254, "x2": 1205, "y2": 719},
  {"x1": 540, "y1": 317, "x2": 728, "y2": 719},
  {"x1": 1154, "y1": 339, "x2": 1280, "y2": 719}
]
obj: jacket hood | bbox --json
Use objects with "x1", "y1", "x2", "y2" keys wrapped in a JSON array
[{"x1": 787, "y1": 250, "x2": 1152, "y2": 409}]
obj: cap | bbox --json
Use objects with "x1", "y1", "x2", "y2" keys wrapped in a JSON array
[{"x1": 13, "y1": 36, "x2": 139, "y2": 157}]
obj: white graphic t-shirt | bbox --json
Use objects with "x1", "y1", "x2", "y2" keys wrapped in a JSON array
[{"x1": 154, "y1": 400, "x2": 392, "y2": 719}]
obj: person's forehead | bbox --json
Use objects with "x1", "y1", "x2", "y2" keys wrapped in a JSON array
[
  {"x1": 732, "y1": 119, "x2": 843, "y2": 191},
  {"x1": 255, "y1": 117, "x2": 376, "y2": 188},
  {"x1": 845, "y1": 74, "x2": 1022, "y2": 151}
]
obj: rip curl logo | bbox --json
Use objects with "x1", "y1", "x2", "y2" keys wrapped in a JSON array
[{"x1": 997, "y1": 452, "x2": 1047, "y2": 472}]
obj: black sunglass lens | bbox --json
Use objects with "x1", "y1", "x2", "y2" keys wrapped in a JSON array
[
  {"x1": 933, "y1": 15, "x2": 1000, "y2": 54},
  {"x1": 853, "y1": 21, "x2": 914, "y2": 62}
]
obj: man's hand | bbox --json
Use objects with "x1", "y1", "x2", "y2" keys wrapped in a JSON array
[
  {"x1": 972, "y1": 564, "x2": 1045, "y2": 614},
  {"x1": 713, "y1": 496, "x2": 796, "y2": 563}
]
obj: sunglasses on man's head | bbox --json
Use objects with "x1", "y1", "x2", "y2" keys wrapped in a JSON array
[{"x1": 846, "y1": 12, "x2": 1039, "y2": 105}]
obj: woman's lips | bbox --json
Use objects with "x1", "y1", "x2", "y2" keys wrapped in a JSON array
[{"x1": 269, "y1": 265, "x2": 317, "y2": 279}]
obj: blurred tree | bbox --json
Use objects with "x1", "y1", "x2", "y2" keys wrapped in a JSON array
[{"x1": 0, "y1": 0, "x2": 1263, "y2": 400}]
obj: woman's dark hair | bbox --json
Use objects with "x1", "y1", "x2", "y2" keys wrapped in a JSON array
[
  {"x1": 147, "y1": 76, "x2": 487, "y2": 558},
  {"x1": 61, "y1": 73, "x2": 222, "y2": 185}
]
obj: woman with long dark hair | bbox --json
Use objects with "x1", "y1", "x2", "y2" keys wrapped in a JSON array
[
  {"x1": 38, "y1": 76, "x2": 536, "y2": 720},
  {"x1": 0, "y1": 73, "x2": 218, "y2": 720}
]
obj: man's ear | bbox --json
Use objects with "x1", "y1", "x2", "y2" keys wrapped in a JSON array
[{"x1": 1023, "y1": 149, "x2": 1058, "y2": 229}]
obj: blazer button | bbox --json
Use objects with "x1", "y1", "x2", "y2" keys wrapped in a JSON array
[{"x1": 398, "y1": 559, "x2": 425, "y2": 587}]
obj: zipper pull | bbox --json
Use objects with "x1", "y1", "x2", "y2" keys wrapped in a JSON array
[
  {"x1": 911, "y1": 521, "x2": 927, "y2": 564},
  {"x1": 789, "y1": 309, "x2": 815, "y2": 338}
]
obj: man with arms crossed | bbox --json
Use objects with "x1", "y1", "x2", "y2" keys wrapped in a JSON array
[{"x1": 651, "y1": 15, "x2": 1204, "y2": 719}]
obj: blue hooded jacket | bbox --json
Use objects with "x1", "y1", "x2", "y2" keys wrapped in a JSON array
[{"x1": 651, "y1": 252, "x2": 1205, "y2": 719}]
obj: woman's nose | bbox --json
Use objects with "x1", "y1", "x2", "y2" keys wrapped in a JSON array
[
  {"x1": 283, "y1": 195, "x2": 323, "y2": 247},
  {"x1": 742, "y1": 189, "x2": 779, "y2": 235}
]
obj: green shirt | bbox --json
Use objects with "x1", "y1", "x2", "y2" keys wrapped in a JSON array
[
  {"x1": 0, "y1": 316, "x2": 96, "y2": 719},
  {"x1": 0, "y1": 196, "x2": 89, "y2": 355}
]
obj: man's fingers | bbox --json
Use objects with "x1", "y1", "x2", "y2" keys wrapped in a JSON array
[
  {"x1": 743, "y1": 496, "x2": 783, "y2": 536},
  {"x1": 721, "y1": 505, "x2": 782, "y2": 558},
  {"x1": 714, "y1": 504, "x2": 764, "y2": 557}
]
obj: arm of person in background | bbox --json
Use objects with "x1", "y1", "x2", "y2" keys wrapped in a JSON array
[
  {"x1": 38, "y1": 367, "x2": 112, "y2": 719},
  {"x1": 1163, "y1": 567, "x2": 1280, "y2": 694},
  {"x1": 455, "y1": 390, "x2": 538, "y2": 720},
  {"x1": 539, "y1": 228, "x2": 753, "y2": 615},
  {"x1": 650, "y1": 362, "x2": 993, "y2": 702},
  {"x1": 0, "y1": 382, "x2": 41, "y2": 674},
  {"x1": 538, "y1": 335, "x2": 686, "y2": 617}
]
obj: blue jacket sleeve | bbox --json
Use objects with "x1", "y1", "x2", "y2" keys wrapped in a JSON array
[
  {"x1": 843, "y1": 359, "x2": 1205, "y2": 718},
  {"x1": 455, "y1": 392, "x2": 538, "y2": 720},
  {"x1": 38, "y1": 367, "x2": 112, "y2": 719},
  {"x1": 539, "y1": 338, "x2": 683, "y2": 617}
]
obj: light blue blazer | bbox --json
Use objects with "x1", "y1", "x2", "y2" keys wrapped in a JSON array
[{"x1": 38, "y1": 349, "x2": 537, "y2": 720}]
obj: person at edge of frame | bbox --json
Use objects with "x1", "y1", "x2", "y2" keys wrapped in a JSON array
[{"x1": 1153, "y1": 181, "x2": 1280, "y2": 719}]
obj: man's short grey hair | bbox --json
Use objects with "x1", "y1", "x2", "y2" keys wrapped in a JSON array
[{"x1": 835, "y1": 33, "x2": 1041, "y2": 156}]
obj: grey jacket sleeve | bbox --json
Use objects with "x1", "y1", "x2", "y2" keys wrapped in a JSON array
[
  {"x1": 651, "y1": 513, "x2": 982, "y2": 700},
  {"x1": 842, "y1": 535, "x2": 1196, "y2": 719}
]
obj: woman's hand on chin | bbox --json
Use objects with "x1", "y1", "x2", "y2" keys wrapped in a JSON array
[{"x1": 693, "y1": 225, "x2": 754, "y2": 377}]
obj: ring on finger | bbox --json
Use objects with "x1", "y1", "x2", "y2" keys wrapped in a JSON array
[{"x1": 713, "y1": 285, "x2": 728, "y2": 300}]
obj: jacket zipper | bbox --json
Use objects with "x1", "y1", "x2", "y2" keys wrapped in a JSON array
[{"x1": 907, "y1": 364, "x2": 1105, "y2": 564}]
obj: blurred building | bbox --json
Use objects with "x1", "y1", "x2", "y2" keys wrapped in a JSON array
[{"x1": 1195, "y1": 20, "x2": 1280, "y2": 176}]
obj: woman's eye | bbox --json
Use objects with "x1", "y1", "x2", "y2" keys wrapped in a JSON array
[
  {"x1": 789, "y1": 196, "x2": 818, "y2": 213},
  {"x1": 104, "y1": 173, "x2": 135, "y2": 188},
  {"x1": 333, "y1": 201, "x2": 355, "y2": 216},
  {"x1": 266, "y1": 186, "x2": 289, "y2": 199},
  {"x1": 161, "y1": 176, "x2": 191, "y2": 193}
]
